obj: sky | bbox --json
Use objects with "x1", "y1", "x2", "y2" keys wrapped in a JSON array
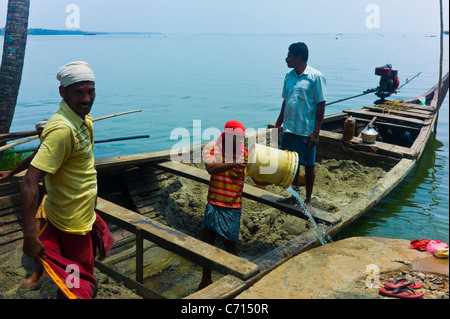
[{"x1": 0, "y1": 0, "x2": 448, "y2": 34}]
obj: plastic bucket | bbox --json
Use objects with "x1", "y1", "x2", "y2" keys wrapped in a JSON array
[{"x1": 245, "y1": 144, "x2": 299, "y2": 189}]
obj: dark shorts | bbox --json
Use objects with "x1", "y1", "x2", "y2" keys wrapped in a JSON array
[
  {"x1": 280, "y1": 132, "x2": 316, "y2": 166},
  {"x1": 202, "y1": 203, "x2": 241, "y2": 242}
]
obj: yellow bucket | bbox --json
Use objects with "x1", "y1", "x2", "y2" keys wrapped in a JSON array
[{"x1": 245, "y1": 144, "x2": 299, "y2": 189}]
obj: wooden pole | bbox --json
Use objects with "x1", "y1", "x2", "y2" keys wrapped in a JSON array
[
  {"x1": 0, "y1": 135, "x2": 38, "y2": 152},
  {"x1": 434, "y1": 0, "x2": 444, "y2": 132},
  {"x1": 0, "y1": 110, "x2": 143, "y2": 152},
  {"x1": 92, "y1": 110, "x2": 141, "y2": 122},
  {"x1": 135, "y1": 227, "x2": 144, "y2": 284},
  {"x1": 94, "y1": 135, "x2": 149, "y2": 144},
  {"x1": 0, "y1": 130, "x2": 37, "y2": 143}
]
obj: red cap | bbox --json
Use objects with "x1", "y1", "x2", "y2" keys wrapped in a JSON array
[{"x1": 224, "y1": 120, "x2": 245, "y2": 135}]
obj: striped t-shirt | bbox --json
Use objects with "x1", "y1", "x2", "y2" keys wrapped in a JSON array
[{"x1": 204, "y1": 144, "x2": 247, "y2": 209}]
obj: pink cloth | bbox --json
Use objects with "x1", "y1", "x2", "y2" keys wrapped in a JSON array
[{"x1": 38, "y1": 213, "x2": 113, "y2": 299}]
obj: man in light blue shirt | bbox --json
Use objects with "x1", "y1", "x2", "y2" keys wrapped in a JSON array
[{"x1": 275, "y1": 42, "x2": 326, "y2": 213}]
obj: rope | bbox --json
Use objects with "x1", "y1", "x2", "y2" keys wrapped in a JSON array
[{"x1": 374, "y1": 99, "x2": 408, "y2": 114}]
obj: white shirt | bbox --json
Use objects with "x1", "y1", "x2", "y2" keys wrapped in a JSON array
[{"x1": 282, "y1": 65, "x2": 326, "y2": 137}]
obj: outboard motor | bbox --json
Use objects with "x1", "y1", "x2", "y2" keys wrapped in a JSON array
[{"x1": 374, "y1": 64, "x2": 400, "y2": 104}]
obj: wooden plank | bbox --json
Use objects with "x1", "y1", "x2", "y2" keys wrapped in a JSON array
[
  {"x1": 94, "y1": 150, "x2": 175, "y2": 172},
  {"x1": 399, "y1": 102, "x2": 437, "y2": 112},
  {"x1": 319, "y1": 130, "x2": 415, "y2": 159},
  {"x1": 362, "y1": 106, "x2": 434, "y2": 119},
  {"x1": 95, "y1": 197, "x2": 260, "y2": 280},
  {"x1": 350, "y1": 116, "x2": 422, "y2": 132},
  {"x1": 0, "y1": 222, "x2": 22, "y2": 236},
  {"x1": 0, "y1": 206, "x2": 20, "y2": 217},
  {"x1": 184, "y1": 275, "x2": 247, "y2": 299},
  {"x1": 0, "y1": 185, "x2": 20, "y2": 197},
  {"x1": 153, "y1": 161, "x2": 341, "y2": 226},
  {"x1": 0, "y1": 211, "x2": 21, "y2": 224},
  {"x1": 94, "y1": 260, "x2": 166, "y2": 299},
  {"x1": 135, "y1": 227, "x2": 144, "y2": 284},
  {"x1": 132, "y1": 194, "x2": 160, "y2": 209},
  {"x1": 0, "y1": 240, "x2": 22, "y2": 256},
  {"x1": 0, "y1": 193, "x2": 20, "y2": 210},
  {"x1": 0, "y1": 229, "x2": 23, "y2": 245},
  {"x1": 409, "y1": 118, "x2": 437, "y2": 160},
  {"x1": 343, "y1": 109, "x2": 431, "y2": 126}
]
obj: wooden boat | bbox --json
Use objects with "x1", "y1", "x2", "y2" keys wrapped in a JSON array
[{"x1": 0, "y1": 72, "x2": 448, "y2": 299}]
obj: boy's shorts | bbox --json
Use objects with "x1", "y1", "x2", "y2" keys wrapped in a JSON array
[
  {"x1": 280, "y1": 132, "x2": 316, "y2": 166},
  {"x1": 202, "y1": 203, "x2": 241, "y2": 242}
]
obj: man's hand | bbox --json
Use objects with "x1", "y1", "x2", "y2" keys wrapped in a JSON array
[
  {"x1": 23, "y1": 236, "x2": 45, "y2": 263},
  {"x1": 0, "y1": 171, "x2": 12, "y2": 181},
  {"x1": 306, "y1": 131, "x2": 320, "y2": 149},
  {"x1": 20, "y1": 165, "x2": 47, "y2": 263}
]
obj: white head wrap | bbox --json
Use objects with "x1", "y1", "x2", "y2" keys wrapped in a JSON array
[
  {"x1": 56, "y1": 61, "x2": 95, "y2": 87},
  {"x1": 35, "y1": 120, "x2": 48, "y2": 131}
]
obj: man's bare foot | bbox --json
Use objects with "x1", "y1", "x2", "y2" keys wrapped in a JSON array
[
  {"x1": 276, "y1": 196, "x2": 299, "y2": 205},
  {"x1": 20, "y1": 269, "x2": 46, "y2": 291},
  {"x1": 305, "y1": 201, "x2": 315, "y2": 216}
]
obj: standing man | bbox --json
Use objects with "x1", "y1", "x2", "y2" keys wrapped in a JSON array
[
  {"x1": 275, "y1": 42, "x2": 326, "y2": 214},
  {"x1": 20, "y1": 61, "x2": 105, "y2": 298}
]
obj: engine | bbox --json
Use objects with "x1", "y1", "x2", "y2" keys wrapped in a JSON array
[{"x1": 374, "y1": 64, "x2": 400, "y2": 104}]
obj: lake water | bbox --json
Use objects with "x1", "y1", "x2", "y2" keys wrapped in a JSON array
[{"x1": 6, "y1": 32, "x2": 449, "y2": 243}]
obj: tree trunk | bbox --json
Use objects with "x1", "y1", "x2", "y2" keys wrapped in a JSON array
[{"x1": 0, "y1": 0, "x2": 30, "y2": 161}]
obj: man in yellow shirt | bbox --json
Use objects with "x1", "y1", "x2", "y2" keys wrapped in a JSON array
[{"x1": 20, "y1": 61, "x2": 101, "y2": 298}]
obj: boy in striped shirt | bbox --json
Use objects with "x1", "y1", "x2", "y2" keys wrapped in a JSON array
[{"x1": 197, "y1": 120, "x2": 248, "y2": 290}]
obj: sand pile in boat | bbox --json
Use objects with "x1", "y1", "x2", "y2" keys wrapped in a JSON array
[
  {"x1": 0, "y1": 159, "x2": 385, "y2": 299},
  {"x1": 151, "y1": 159, "x2": 386, "y2": 259}
]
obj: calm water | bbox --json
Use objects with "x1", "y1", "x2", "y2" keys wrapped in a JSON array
[{"x1": 6, "y1": 33, "x2": 449, "y2": 243}]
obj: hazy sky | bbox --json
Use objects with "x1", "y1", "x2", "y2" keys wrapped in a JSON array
[{"x1": 0, "y1": 0, "x2": 448, "y2": 34}]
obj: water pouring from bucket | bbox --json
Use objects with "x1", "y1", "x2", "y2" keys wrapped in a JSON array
[{"x1": 285, "y1": 187, "x2": 327, "y2": 245}]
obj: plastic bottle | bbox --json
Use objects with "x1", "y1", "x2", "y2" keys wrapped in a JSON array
[{"x1": 343, "y1": 116, "x2": 356, "y2": 140}]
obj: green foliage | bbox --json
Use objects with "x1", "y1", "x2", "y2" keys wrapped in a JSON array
[{"x1": 0, "y1": 148, "x2": 32, "y2": 171}]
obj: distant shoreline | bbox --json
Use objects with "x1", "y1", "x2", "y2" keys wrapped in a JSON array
[
  {"x1": 0, "y1": 28, "x2": 447, "y2": 36},
  {"x1": 0, "y1": 28, "x2": 162, "y2": 36}
]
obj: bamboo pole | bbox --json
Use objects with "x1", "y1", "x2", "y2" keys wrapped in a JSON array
[
  {"x1": 0, "y1": 110, "x2": 143, "y2": 153},
  {"x1": 434, "y1": 0, "x2": 444, "y2": 132},
  {"x1": 0, "y1": 130, "x2": 37, "y2": 143},
  {"x1": 0, "y1": 135, "x2": 38, "y2": 152},
  {"x1": 94, "y1": 135, "x2": 149, "y2": 144},
  {"x1": 92, "y1": 110, "x2": 141, "y2": 122}
]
